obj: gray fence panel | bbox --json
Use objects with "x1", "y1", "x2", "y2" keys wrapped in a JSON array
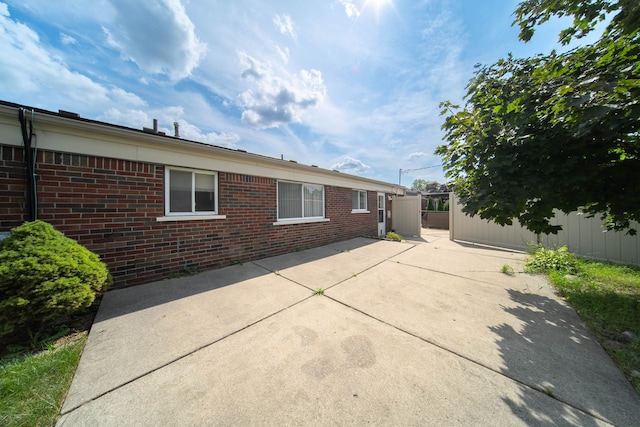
[{"x1": 450, "y1": 193, "x2": 639, "y2": 265}]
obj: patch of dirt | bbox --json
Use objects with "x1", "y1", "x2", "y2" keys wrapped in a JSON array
[{"x1": 53, "y1": 331, "x2": 88, "y2": 348}]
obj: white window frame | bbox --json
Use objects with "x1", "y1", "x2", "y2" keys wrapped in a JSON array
[
  {"x1": 275, "y1": 180, "x2": 328, "y2": 225},
  {"x1": 157, "y1": 167, "x2": 226, "y2": 222},
  {"x1": 351, "y1": 189, "x2": 369, "y2": 213}
]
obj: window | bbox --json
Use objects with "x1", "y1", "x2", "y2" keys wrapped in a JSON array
[
  {"x1": 352, "y1": 190, "x2": 368, "y2": 211},
  {"x1": 277, "y1": 181, "x2": 324, "y2": 220},
  {"x1": 166, "y1": 167, "x2": 217, "y2": 215}
]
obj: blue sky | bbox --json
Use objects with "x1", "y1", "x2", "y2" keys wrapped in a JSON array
[{"x1": 0, "y1": 0, "x2": 598, "y2": 186}]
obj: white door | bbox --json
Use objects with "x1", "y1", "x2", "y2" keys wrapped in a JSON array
[{"x1": 377, "y1": 193, "x2": 386, "y2": 236}]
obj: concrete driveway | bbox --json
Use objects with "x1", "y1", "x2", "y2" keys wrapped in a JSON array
[{"x1": 57, "y1": 229, "x2": 640, "y2": 426}]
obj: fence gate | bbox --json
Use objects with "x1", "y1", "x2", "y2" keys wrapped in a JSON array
[{"x1": 392, "y1": 195, "x2": 422, "y2": 238}]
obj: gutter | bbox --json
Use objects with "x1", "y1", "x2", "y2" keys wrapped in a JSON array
[{"x1": 18, "y1": 108, "x2": 37, "y2": 221}]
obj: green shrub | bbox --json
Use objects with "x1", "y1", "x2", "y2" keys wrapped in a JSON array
[
  {"x1": 426, "y1": 197, "x2": 435, "y2": 211},
  {"x1": 385, "y1": 231, "x2": 402, "y2": 241},
  {"x1": 0, "y1": 221, "x2": 110, "y2": 340},
  {"x1": 525, "y1": 245, "x2": 579, "y2": 274}
]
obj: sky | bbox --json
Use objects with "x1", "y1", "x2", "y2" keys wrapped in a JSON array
[{"x1": 0, "y1": 0, "x2": 599, "y2": 187}]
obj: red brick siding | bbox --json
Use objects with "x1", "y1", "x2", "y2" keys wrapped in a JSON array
[
  {"x1": 0, "y1": 145, "x2": 27, "y2": 229},
  {"x1": 0, "y1": 145, "x2": 383, "y2": 287}
]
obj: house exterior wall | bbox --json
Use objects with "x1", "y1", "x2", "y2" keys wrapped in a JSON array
[
  {"x1": 0, "y1": 144, "x2": 389, "y2": 287},
  {"x1": 0, "y1": 145, "x2": 26, "y2": 229}
]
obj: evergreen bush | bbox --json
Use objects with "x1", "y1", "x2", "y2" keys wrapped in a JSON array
[
  {"x1": 426, "y1": 197, "x2": 435, "y2": 211},
  {"x1": 0, "y1": 221, "x2": 110, "y2": 340}
]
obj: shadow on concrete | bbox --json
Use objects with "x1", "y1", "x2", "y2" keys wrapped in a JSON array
[
  {"x1": 95, "y1": 237, "x2": 380, "y2": 323},
  {"x1": 491, "y1": 289, "x2": 640, "y2": 426},
  {"x1": 402, "y1": 235, "x2": 431, "y2": 243}
]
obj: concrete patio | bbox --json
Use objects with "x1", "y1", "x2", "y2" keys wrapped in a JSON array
[{"x1": 57, "y1": 229, "x2": 640, "y2": 426}]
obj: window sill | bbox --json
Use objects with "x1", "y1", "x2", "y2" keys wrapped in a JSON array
[
  {"x1": 273, "y1": 218, "x2": 330, "y2": 226},
  {"x1": 351, "y1": 210, "x2": 370, "y2": 214},
  {"x1": 156, "y1": 214, "x2": 227, "y2": 222}
]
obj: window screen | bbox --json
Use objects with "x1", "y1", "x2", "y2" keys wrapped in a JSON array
[
  {"x1": 278, "y1": 181, "x2": 324, "y2": 220},
  {"x1": 278, "y1": 182, "x2": 303, "y2": 219}
]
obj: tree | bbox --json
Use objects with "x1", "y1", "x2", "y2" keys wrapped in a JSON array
[
  {"x1": 436, "y1": 0, "x2": 639, "y2": 235},
  {"x1": 410, "y1": 179, "x2": 429, "y2": 192},
  {"x1": 410, "y1": 179, "x2": 450, "y2": 193},
  {"x1": 427, "y1": 196, "x2": 435, "y2": 211}
]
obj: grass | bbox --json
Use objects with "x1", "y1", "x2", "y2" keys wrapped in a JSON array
[
  {"x1": 501, "y1": 264, "x2": 515, "y2": 276},
  {"x1": 1, "y1": 307, "x2": 96, "y2": 426},
  {"x1": 526, "y1": 246, "x2": 640, "y2": 392},
  {"x1": 0, "y1": 333, "x2": 87, "y2": 426},
  {"x1": 313, "y1": 288, "x2": 325, "y2": 296}
]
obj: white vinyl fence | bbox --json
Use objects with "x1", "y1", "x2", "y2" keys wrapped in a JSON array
[{"x1": 449, "y1": 193, "x2": 640, "y2": 266}]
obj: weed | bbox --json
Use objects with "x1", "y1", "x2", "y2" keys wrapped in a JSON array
[
  {"x1": 501, "y1": 264, "x2": 515, "y2": 276},
  {"x1": 274, "y1": 270, "x2": 280, "y2": 276},
  {"x1": 313, "y1": 288, "x2": 325, "y2": 296},
  {"x1": 231, "y1": 260, "x2": 243, "y2": 266},
  {"x1": 169, "y1": 265, "x2": 199, "y2": 279},
  {"x1": 525, "y1": 245, "x2": 579, "y2": 274},
  {"x1": 183, "y1": 266, "x2": 198, "y2": 276},
  {"x1": 385, "y1": 231, "x2": 402, "y2": 242}
]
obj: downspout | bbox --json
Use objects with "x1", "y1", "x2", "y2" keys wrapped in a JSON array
[{"x1": 18, "y1": 108, "x2": 37, "y2": 221}]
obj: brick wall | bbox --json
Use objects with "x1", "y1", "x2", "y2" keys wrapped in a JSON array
[
  {"x1": 0, "y1": 145, "x2": 383, "y2": 287},
  {"x1": 0, "y1": 145, "x2": 27, "y2": 229}
]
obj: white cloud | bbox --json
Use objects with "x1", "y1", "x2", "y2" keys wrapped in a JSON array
[
  {"x1": 177, "y1": 121, "x2": 240, "y2": 148},
  {"x1": 105, "y1": 0, "x2": 206, "y2": 81},
  {"x1": 273, "y1": 14, "x2": 296, "y2": 39},
  {"x1": 109, "y1": 87, "x2": 147, "y2": 107},
  {"x1": 0, "y1": 5, "x2": 141, "y2": 112},
  {"x1": 60, "y1": 32, "x2": 77, "y2": 45},
  {"x1": 102, "y1": 26, "x2": 119, "y2": 50},
  {"x1": 238, "y1": 51, "x2": 326, "y2": 129},
  {"x1": 332, "y1": 157, "x2": 372, "y2": 175},
  {"x1": 338, "y1": 0, "x2": 360, "y2": 19},
  {"x1": 99, "y1": 108, "x2": 150, "y2": 129},
  {"x1": 99, "y1": 107, "x2": 239, "y2": 148},
  {"x1": 275, "y1": 45, "x2": 290, "y2": 65},
  {"x1": 238, "y1": 50, "x2": 267, "y2": 80},
  {"x1": 408, "y1": 152, "x2": 427, "y2": 159}
]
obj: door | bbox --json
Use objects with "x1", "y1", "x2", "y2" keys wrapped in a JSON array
[{"x1": 377, "y1": 193, "x2": 386, "y2": 236}]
